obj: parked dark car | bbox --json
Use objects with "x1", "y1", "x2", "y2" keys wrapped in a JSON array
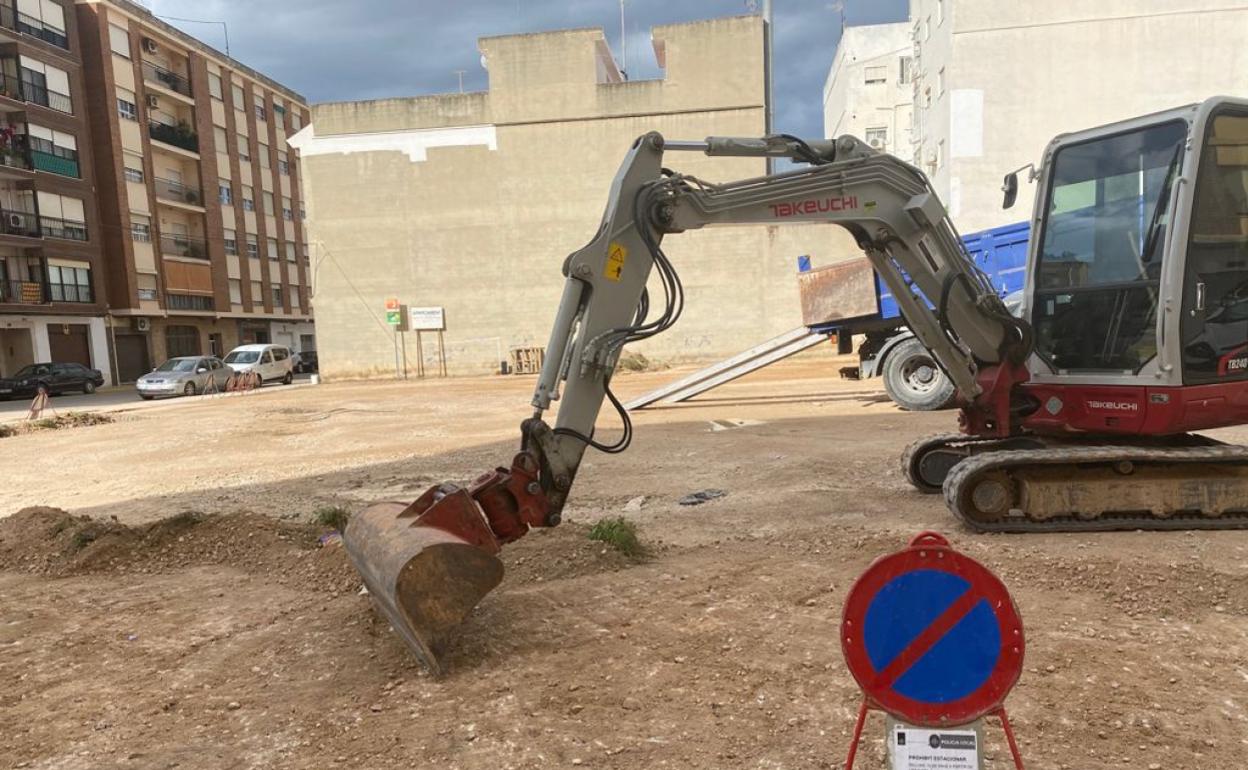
[
  {"x1": 294, "y1": 350, "x2": 318, "y2": 374},
  {"x1": 0, "y1": 362, "x2": 104, "y2": 399}
]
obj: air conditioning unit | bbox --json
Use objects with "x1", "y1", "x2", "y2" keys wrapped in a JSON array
[
  {"x1": 146, "y1": 94, "x2": 160, "y2": 109},
  {"x1": 142, "y1": 37, "x2": 158, "y2": 54},
  {"x1": 7, "y1": 211, "x2": 27, "y2": 230},
  {"x1": 134, "y1": 317, "x2": 151, "y2": 332},
  {"x1": 868, "y1": 136, "x2": 885, "y2": 149}
]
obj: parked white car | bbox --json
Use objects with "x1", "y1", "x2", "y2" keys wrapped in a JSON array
[{"x1": 222, "y1": 344, "x2": 295, "y2": 385}]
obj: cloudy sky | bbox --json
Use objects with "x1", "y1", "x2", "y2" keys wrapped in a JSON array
[{"x1": 144, "y1": 0, "x2": 907, "y2": 139}]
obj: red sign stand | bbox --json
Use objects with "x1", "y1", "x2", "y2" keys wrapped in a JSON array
[{"x1": 840, "y1": 531, "x2": 1026, "y2": 770}]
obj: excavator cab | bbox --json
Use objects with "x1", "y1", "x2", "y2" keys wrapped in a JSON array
[{"x1": 1019, "y1": 97, "x2": 1248, "y2": 437}]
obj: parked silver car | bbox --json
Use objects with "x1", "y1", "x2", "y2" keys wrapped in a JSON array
[{"x1": 136, "y1": 356, "x2": 230, "y2": 399}]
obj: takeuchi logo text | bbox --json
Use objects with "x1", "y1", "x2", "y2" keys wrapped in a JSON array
[{"x1": 769, "y1": 196, "x2": 858, "y2": 218}]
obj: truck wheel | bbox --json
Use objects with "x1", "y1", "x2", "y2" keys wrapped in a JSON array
[{"x1": 882, "y1": 338, "x2": 956, "y2": 411}]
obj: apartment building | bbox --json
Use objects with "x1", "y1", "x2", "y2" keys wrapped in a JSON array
[
  {"x1": 0, "y1": 0, "x2": 111, "y2": 383},
  {"x1": 76, "y1": 0, "x2": 312, "y2": 382},
  {"x1": 821, "y1": 22, "x2": 914, "y2": 162},
  {"x1": 909, "y1": 0, "x2": 1248, "y2": 232}
]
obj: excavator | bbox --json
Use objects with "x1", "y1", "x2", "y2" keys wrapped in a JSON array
[{"x1": 345, "y1": 96, "x2": 1248, "y2": 672}]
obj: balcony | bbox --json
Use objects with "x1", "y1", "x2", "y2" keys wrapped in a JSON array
[
  {"x1": 153, "y1": 176, "x2": 203, "y2": 207},
  {"x1": 166, "y1": 292, "x2": 214, "y2": 311},
  {"x1": 48, "y1": 281, "x2": 91, "y2": 303},
  {"x1": 0, "y1": 141, "x2": 30, "y2": 175},
  {"x1": 0, "y1": 206, "x2": 39, "y2": 237},
  {"x1": 39, "y1": 213, "x2": 87, "y2": 241},
  {"x1": 19, "y1": 77, "x2": 71, "y2": 114},
  {"x1": 160, "y1": 233, "x2": 208, "y2": 260},
  {"x1": 0, "y1": 5, "x2": 69, "y2": 50},
  {"x1": 0, "y1": 276, "x2": 43, "y2": 303},
  {"x1": 141, "y1": 61, "x2": 192, "y2": 98},
  {"x1": 148, "y1": 120, "x2": 198, "y2": 154},
  {"x1": 25, "y1": 136, "x2": 77, "y2": 177}
]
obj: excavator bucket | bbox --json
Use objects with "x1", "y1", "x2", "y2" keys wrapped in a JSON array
[{"x1": 343, "y1": 452, "x2": 550, "y2": 674}]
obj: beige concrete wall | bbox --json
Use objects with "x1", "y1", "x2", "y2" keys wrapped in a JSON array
[
  {"x1": 822, "y1": 22, "x2": 915, "y2": 161},
  {"x1": 298, "y1": 16, "x2": 861, "y2": 378},
  {"x1": 913, "y1": 0, "x2": 1248, "y2": 232}
]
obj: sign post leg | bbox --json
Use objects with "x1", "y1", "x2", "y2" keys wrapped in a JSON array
[
  {"x1": 416, "y1": 331, "x2": 425, "y2": 378},
  {"x1": 844, "y1": 699, "x2": 869, "y2": 770},
  {"x1": 995, "y1": 707, "x2": 1026, "y2": 770},
  {"x1": 437, "y1": 329, "x2": 447, "y2": 377},
  {"x1": 400, "y1": 330, "x2": 408, "y2": 379}
]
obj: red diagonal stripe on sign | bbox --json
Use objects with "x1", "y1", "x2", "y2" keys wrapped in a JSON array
[{"x1": 870, "y1": 587, "x2": 982, "y2": 690}]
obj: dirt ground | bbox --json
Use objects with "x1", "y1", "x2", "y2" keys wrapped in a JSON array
[{"x1": 2, "y1": 355, "x2": 1247, "y2": 769}]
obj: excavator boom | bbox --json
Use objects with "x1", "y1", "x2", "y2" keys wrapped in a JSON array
[{"x1": 345, "y1": 131, "x2": 1031, "y2": 672}]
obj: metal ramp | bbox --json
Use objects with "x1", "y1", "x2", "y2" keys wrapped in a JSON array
[{"x1": 624, "y1": 327, "x2": 828, "y2": 410}]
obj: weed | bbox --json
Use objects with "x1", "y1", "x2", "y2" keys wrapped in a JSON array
[
  {"x1": 313, "y1": 505, "x2": 351, "y2": 532},
  {"x1": 588, "y1": 516, "x2": 644, "y2": 557},
  {"x1": 71, "y1": 528, "x2": 98, "y2": 550}
]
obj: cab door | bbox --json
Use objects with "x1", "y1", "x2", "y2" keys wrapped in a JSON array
[{"x1": 1180, "y1": 108, "x2": 1248, "y2": 384}]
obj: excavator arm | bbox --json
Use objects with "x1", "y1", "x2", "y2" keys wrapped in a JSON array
[{"x1": 344, "y1": 132, "x2": 1033, "y2": 673}]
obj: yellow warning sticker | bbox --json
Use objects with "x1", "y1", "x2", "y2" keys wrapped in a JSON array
[{"x1": 605, "y1": 241, "x2": 628, "y2": 282}]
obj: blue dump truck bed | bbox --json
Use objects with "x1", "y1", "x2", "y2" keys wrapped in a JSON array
[{"x1": 801, "y1": 220, "x2": 1031, "y2": 335}]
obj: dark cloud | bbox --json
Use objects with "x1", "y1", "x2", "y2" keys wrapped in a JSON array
[{"x1": 148, "y1": 0, "x2": 907, "y2": 139}]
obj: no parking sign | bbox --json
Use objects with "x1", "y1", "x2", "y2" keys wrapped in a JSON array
[{"x1": 841, "y1": 532, "x2": 1027, "y2": 770}]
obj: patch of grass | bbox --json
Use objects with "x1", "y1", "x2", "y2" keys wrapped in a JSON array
[
  {"x1": 588, "y1": 516, "x2": 644, "y2": 557},
  {"x1": 313, "y1": 505, "x2": 351, "y2": 532},
  {"x1": 0, "y1": 412, "x2": 114, "y2": 439},
  {"x1": 71, "y1": 528, "x2": 98, "y2": 550}
]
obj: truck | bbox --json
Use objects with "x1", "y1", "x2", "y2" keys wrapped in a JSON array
[{"x1": 798, "y1": 221, "x2": 1029, "y2": 410}]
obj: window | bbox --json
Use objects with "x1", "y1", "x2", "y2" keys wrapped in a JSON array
[
  {"x1": 864, "y1": 127, "x2": 888, "y2": 149},
  {"x1": 864, "y1": 65, "x2": 887, "y2": 85},
  {"x1": 232, "y1": 84, "x2": 245, "y2": 109},
  {"x1": 123, "y1": 165, "x2": 144, "y2": 183},
  {"x1": 167, "y1": 294, "x2": 213, "y2": 311},
  {"x1": 20, "y1": 57, "x2": 72, "y2": 113},
  {"x1": 130, "y1": 215, "x2": 151, "y2": 242},
  {"x1": 266, "y1": 237, "x2": 278, "y2": 259},
  {"x1": 291, "y1": 112, "x2": 302, "y2": 131},
  {"x1": 229, "y1": 279, "x2": 241, "y2": 304},
  {"x1": 213, "y1": 126, "x2": 227, "y2": 152},
  {"x1": 208, "y1": 73, "x2": 223, "y2": 100},
  {"x1": 250, "y1": 280, "x2": 262, "y2": 302},
  {"x1": 273, "y1": 102, "x2": 286, "y2": 117},
  {"x1": 236, "y1": 134, "x2": 250, "y2": 162},
  {"x1": 284, "y1": 241, "x2": 296, "y2": 261},
  {"x1": 263, "y1": 191, "x2": 274, "y2": 214},
  {"x1": 299, "y1": 205, "x2": 306, "y2": 220},
  {"x1": 117, "y1": 87, "x2": 137, "y2": 121},
  {"x1": 47, "y1": 263, "x2": 92, "y2": 302},
  {"x1": 109, "y1": 23, "x2": 130, "y2": 57},
  {"x1": 218, "y1": 183, "x2": 233, "y2": 205},
  {"x1": 937, "y1": 66, "x2": 946, "y2": 96},
  {"x1": 36, "y1": 191, "x2": 86, "y2": 240},
  {"x1": 245, "y1": 234, "x2": 258, "y2": 258},
  {"x1": 257, "y1": 142, "x2": 269, "y2": 167},
  {"x1": 241, "y1": 185, "x2": 254, "y2": 211},
  {"x1": 138, "y1": 286, "x2": 157, "y2": 301},
  {"x1": 281, "y1": 197, "x2": 293, "y2": 221},
  {"x1": 254, "y1": 94, "x2": 267, "y2": 121},
  {"x1": 224, "y1": 229, "x2": 237, "y2": 255},
  {"x1": 271, "y1": 285, "x2": 282, "y2": 306},
  {"x1": 899, "y1": 56, "x2": 913, "y2": 85},
  {"x1": 277, "y1": 150, "x2": 289, "y2": 175},
  {"x1": 302, "y1": 246, "x2": 309, "y2": 264}
]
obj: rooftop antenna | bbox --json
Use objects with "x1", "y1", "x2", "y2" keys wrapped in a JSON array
[
  {"x1": 618, "y1": 0, "x2": 628, "y2": 78},
  {"x1": 155, "y1": 14, "x2": 230, "y2": 58},
  {"x1": 454, "y1": 69, "x2": 467, "y2": 93}
]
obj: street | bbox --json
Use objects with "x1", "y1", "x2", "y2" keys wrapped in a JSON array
[{"x1": 0, "y1": 373, "x2": 315, "y2": 422}]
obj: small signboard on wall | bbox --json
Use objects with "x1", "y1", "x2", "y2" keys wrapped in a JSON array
[
  {"x1": 384, "y1": 297, "x2": 401, "y2": 326},
  {"x1": 408, "y1": 306, "x2": 446, "y2": 331}
]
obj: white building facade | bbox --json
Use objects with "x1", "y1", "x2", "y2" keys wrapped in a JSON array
[
  {"x1": 910, "y1": 0, "x2": 1248, "y2": 232},
  {"x1": 822, "y1": 22, "x2": 915, "y2": 162}
]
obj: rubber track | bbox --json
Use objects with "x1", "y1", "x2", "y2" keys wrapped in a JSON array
[
  {"x1": 901, "y1": 433, "x2": 1036, "y2": 493},
  {"x1": 943, "y1": 444, "x2": 1248, "y2": 533}
]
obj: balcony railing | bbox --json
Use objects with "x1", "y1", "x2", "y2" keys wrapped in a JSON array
[
  {"x1": 0, "y1": 142, "x2": 31, "y2": 173},
  {"x1": 48, "y1": 281, "x2": 92, "y2": 303},
  {"x1": 26, "y1": 135, "x2": 78, "y2": 177},
  {"x1": 19, "y1": 76, "x2": 71, "y2": 114},
  {"x1": 40, "y1": 213, "x2": 87, "y2": 241},
  {"x1": 153, "y1": 176, "x2": 203, "y2": 206},
  {"x1": 0, "y1": 206, "x2": 40, "y2": 237},
  {"x1": 160, "y1": 233, "x2": 208, "y2": 260},
  {"x1": 0, "y1": 6, "x2": 69, "y2": 50},
  {"x1": 0, "y1": 277, "x2": 44, "y2": 304},
  {"x1": 141, "y1": 61, "x2": 192, "y2": 97},
  {"x1": 148, "y1": 121, "x2": 199, "y2": 153},
  {"x1": 166, "y1": 292, "x2": 213, "y2": 311}
]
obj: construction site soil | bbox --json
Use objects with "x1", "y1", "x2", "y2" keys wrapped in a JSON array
[{"x1": 2, "y1": 357, "x2": 1246, "y2": 769}]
